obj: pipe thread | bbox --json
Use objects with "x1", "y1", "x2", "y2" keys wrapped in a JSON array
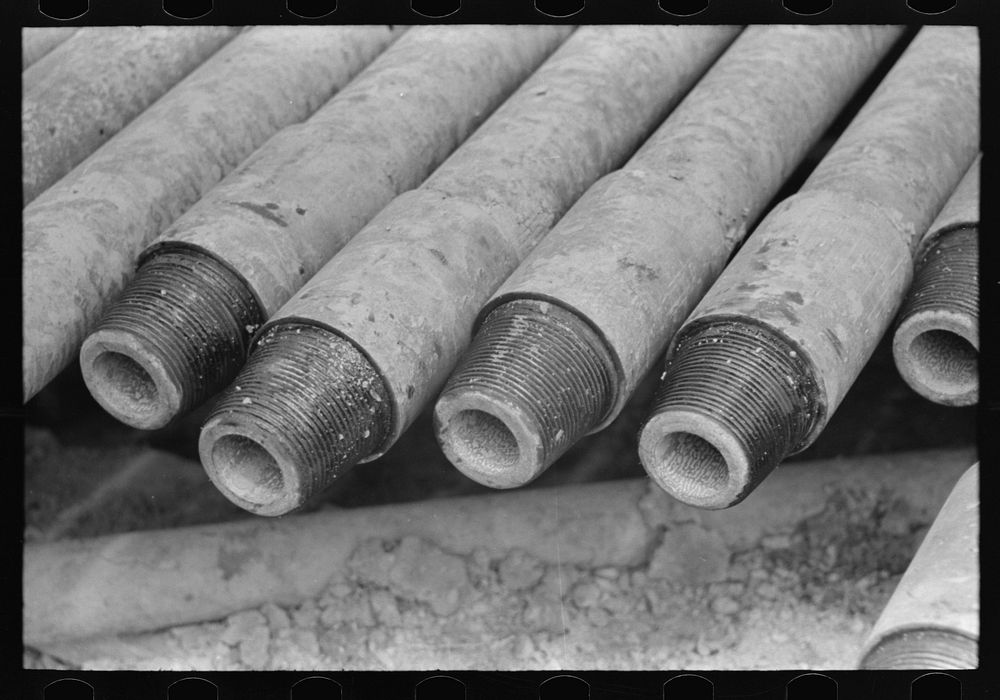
[
  {"x1": 205, "y1": 323, "x2": 391, "y2": 510},
  {"x1": 89, "y1": 248, "x2": 264, "y2": 421},
  {"x1": 644, "y1": 318, "x2": 821, "y2": 504},
  {"x1": 439, "y1": 298, "x2": 616, "y2": 480},
  {"x1": 892, "y1": 227, "x2": 979, "y2": 405},
  {"x1": 902, "y1": 227, "x2": 979, "y2": 323},
  {"x1": 861, "y1": 628, "x2": 978, "y2": 669}
]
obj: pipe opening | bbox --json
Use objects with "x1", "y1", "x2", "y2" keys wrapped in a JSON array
[
  {"x1": 445, "y1": 409, "x2": 521, "y2": 476},
  {"x1": 90, "y1": 351, "x2": 161, "y2": 422},
  {"x1": 907, "y1": 329, "x2": 977, "y2": 396},
  {"x1": 650, "y1": 431, "x2": 730, "y2": 501},
  {"x1": 83, "y1": 247, "x2": 266, "y2": 428},
  {"x1": 211, "y1": 434, "x2": 285, "y2": 507}
]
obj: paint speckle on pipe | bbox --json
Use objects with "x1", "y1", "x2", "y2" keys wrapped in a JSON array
[{"x1": 233, "y1": 201, "x2": 289, "y2": 228}]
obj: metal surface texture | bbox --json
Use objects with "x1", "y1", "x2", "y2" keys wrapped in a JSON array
[
  {"x1": 436, "y1": 298, "x2": 617, "y2": 488},
  {"x1": 23, "y1": 26, "x2": 239, "y2": 204},
  {"x1": 21, "y1": 27, "x2": 77, "y2": 69},
  {"x1": 638, "y1": 26, "x2": 980, "y2": 509},
  {"x1": 858, "y1": 463, "x2": 978, "y2": 669},
  {"x1": 23, "y1": 26, "x2": 399, "y2": 402},
  {"x1": 434, "y1": 25, "x2": 904, "y2": 487},
  {"x1": 79, "y1": 25, "x2": 571, "y2": 429},
  {"x1": 199, "y1": 25, "x2": 741, "y2": 515}
]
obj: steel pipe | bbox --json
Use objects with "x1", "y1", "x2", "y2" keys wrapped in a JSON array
[
  {"x1": 22, "y1": 26, "x2": 400, "y2": 402},
  {"x1": 22, "y1": 26, "x2": 239, "y2": 205},
  {"x1": 79, "y1": 26, "x2": 571, "y2": 430},
  {"x1": 21, "y1": 27, "x2": 77, "y2": 69},
  {"x1": 199, "y1": 26, "x2": 741, "y2": 516},
  {"x1": 24, "y1": 448, "x2": 971, "y2": 647},
  {"x1": 638, "y1": 26, "x2": 980, "y2": 509},
  {"x1": 892, "y1": 155, "x2": 980, "y2": 406},
  {"x1": 433, "y1": 25, "x2": 903, "y2": 488},
  {"x1": 858, "y1": 462, "x2": 978, "y2": 669}
]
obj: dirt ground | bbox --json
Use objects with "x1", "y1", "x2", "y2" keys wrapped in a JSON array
[{"x1": 23, "y1": 334, "x2": 976, "y2": 670}]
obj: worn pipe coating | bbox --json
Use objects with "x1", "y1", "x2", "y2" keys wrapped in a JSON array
[
  {"x1": 23, "y1": 26, "x2": 239, "y2": 205},
  {"x1": 21, "y1": 27, "x2": 77, "y2": 69},
  {"x1": 199, "y1": 26, "x2": 741, "y2": 516},
  {"x1": 638, "y1": 26, "x2": 980, "y2": 509},
  {"x1": 859, "y1": 462, "x2": 978, "y2": 669},
  {"x1": 892, "y1": 155, "x2": 980, "y2": 406},
  {"x1": 434, "y1": 26, "x2": 903, "y2": 489},
  {"x1": 24, "y1": 448, "x2": 972, "y2": 646},
  {"x1": 22, "y1": 26, "x2": 400, "y2": 403},
  {"x1": 79, "y1": 26, "x2": 571, "y2": 431}
]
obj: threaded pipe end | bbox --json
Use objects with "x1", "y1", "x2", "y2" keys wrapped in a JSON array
[
  {"x1": 638, "y1": 318, "x2": 821, "y2": 509},
  {"x1": 199, "y1": 323, "x2": 391, "y2": 516},
  {"x1": 893, "y1": 228, "x2": 979, "y2": 406},
  {"x1": 79, "y1": 247, "x2": 264, "y2": 429},
  {"x1": 434, "y1": 298, "x2": 616, "y2": 488},
  {"x1": 860, "y1": 628, "x2": 978, "y2": 669}
]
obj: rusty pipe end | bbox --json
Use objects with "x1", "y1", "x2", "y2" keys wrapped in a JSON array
[
  {"x1": 434, "y1": 298, "x2": 616, "y2": 489},
  {"x1": 638, "y1": 408, "x2": 752, "y2": 509},
  {"x1": 199, "y1": 323, "x2": 391, "y2": 516},
  {"x1": 199, "y1": 421, "x2": 303, "y2": 516},
  {"x1": 893, "y1": 228, "x2": 979, "y2": 406},
  {"x1": 79, "y1": 247, "x2": 264, "y2": 430},
  {"x1": 434, "y1": 389, "x2": 546, "y2": 489},
  {"x1": 80, "y1": 328, "x2": 184, "y2": 430},
  {"x1": 638, "y1": 318, "x2": 821, "y2": 509}
]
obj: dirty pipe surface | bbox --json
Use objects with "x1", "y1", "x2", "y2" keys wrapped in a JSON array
[
  {"x1": 638, "y1": 26, "x2": 980, "y2": 509},
  {"x1": 434, "y1": 25, "x2": 904, "y2": 488},
  {"x1": 21, "y1": 27, "x2": 78, "y2": 69},
  {"x1": 22, "y1": 26, "x2": 400, "y2": 403},
  {"x1": 22, "y1": 26, "x2": 239, "y2": 205},
  {"x1": 23, "y1": 448, "x2": 972, "y2": 647},
  {"x1": 79, "y1": 25, "x2": 572, "y2": 430},
  {"x1": 858, "y1": 462, "x2": 978, "y2": 669},
  {"x1": 892, "y1": 155, "x2": 980, "y2": 406},
  {"x1": 199, "y1": 25, "x2": 741, "y2": 516}
]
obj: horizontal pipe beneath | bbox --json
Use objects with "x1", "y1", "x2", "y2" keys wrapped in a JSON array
[{"x1": 24, "y1": 447, "x2": 973, "y2": 647}]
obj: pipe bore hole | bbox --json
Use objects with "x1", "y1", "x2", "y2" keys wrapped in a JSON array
[
  {"x1": 445, "y1": 409, "x2": 520, "y2": 476},
  {"x1": 908, "y1": 329, "x2": 977, "y2": 396},
  {"x1": 651, "y1": 432, "x2": 729, "y2": 500},
  {"x1": 211, "y1": 435, "x2": 285, "y2": 506},
  {"x1": 90, "y1": 351, "x2": 160, "y2": 421}
]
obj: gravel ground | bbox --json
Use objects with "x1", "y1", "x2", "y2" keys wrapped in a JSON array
[{"x1": 26, "y1": 450, "x2": 943, "y2": 671}]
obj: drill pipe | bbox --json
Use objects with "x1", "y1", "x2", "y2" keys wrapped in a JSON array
[
  {"x1": 199, "y1": 25, "x2": 742, "y2": 516},
  {"x1": 22, "y1": 26, "x2": 400, "y2": 403},
  {"x1": 23, "y1": 26, "x2": 239, "y2": 205},
  {"x1": 24, "y1": 448, "x2": 972, "y2": 646},
  {"x1": 858, "y1": 462, "x2": 979, "y2": 669},
  {"x1": 892, "y1": 155, "x2": 980, "y2": 406},
  {"x1": 638, "y1": 26, "x2": 980, "y2": 509},
  {"x1": 79, "y1": 25, "x2": 571, "y2": 430},
  {"x1": 21, "y1": 27, "x2": 77, "y2": 69},
  {"x1": 434, "y1": 26, "x2": 903, "y2": 489}
]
